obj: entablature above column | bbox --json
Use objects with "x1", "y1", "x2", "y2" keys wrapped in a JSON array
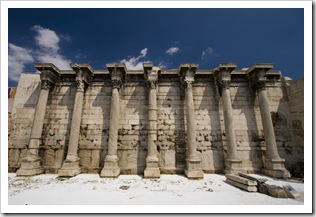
[
  {"x1": 246, "y1": 63, "x2": 278, "y2": 91},
  {"x1": 31, "y1": 62, "x2": 283, "y2": 85},
  {"x1": 35, "y1": 63, "x2": 60, "y2": 86}
]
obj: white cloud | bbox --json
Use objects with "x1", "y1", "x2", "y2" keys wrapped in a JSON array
[
  {"x1": 120, "y1": 48, "x2": 148, "y2": 70},
  {"x1": 8, "y1": 43, "x2": 34, "y2": 82},
  {"x1": 140, "y1": 48, "x2": 148, "y2": 57},
  {"x1": 32, "y1": 25, "x2": 60, "y2": 52},
  {"x1": 32, "y1": 25, "x2": 71, "y2": 70},
  {"x1": 201, "y1": 47, "x2": 213, "y2": 59},
  {"x1": 166, "y1": 47, "x2": 179, "y2": 55}
]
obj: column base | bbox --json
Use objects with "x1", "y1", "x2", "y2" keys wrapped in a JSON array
[
  {"x1": 184, "y1": 157, "x2": 204, "y2": 179},
  {"x1": 144, "y1": 157, "x2": 160, "y2": 178},
  {"x1": 262, "y1": 158, "x2": 291, "y2": 178},
  {"x1": 16, "y1": 155, "x2": 44, "y2": 176},
  {"x1": 58, "y1": 157, "x2": 81, "y2": 177},
  {"x1": 224, "y1": 158, "x2": 244, "y2": 175},
  {"x1": 100, "y1": 155, "x2": 120, "y2": 178}
]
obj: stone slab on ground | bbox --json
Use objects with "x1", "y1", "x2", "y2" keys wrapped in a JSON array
[
  {"x1": 226, "y1": 174, "x2": 257, "y2": 186},
  {"x1": 226, "y1": 178, "x2": 257, "y2": 192}
]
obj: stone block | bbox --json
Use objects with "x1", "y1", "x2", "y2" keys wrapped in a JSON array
[
  {"x1": 283, "y1": 185, "x2": 300, "y2": 199},
  {"x1": 226, "y1": 174, "x2": 257, "y2": 186},
  {"x1": 226, "y1": 179, "x2": 257, "y2": 192},
  {"x1": 268, "y1": 185, "x2": 288, "y2": 198}
]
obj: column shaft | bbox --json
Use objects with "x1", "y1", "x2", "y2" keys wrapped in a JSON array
[
  {"x1": 107, "y1": 87, "x2": 120, "y2": 156},
  {"x1": 58, "y1": 81, "x2": 85, "y2": 177},
  {"x1": 258, "y1": 89, "x2": 281, "y2": 160},
  {"x1": 100, "y1": 86, "x2": 121, "y2": 177},
  {"x1": 147, "y1": 87, "x2": 157, "y2": 157},
  {"x1": 28, "y1": 87, "x2": 49, "y2": 154},
  {"x1": 144, "y1": 84, "x2": 160, "y2": 178},
  {"x1": 67, "y1": 89, "x2": 84, "y2": 157},
  {"x1": 222, "y1": 88, "x2": 238, "y2": 159},
  {"x1": 185, "y1": 84, "x2": 197, "y2": 159}
]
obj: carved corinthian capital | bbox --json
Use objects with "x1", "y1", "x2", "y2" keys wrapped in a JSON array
[
  {"x1": 76, "y1": 79, "x2": 85, "y2": 92},
  {"x1": 112, "y1": 79, "x2": 122, "y2": 89},
  {"x1": 41, "y1": 80, "x2": 52, "y2": 90},
  {"x1": 218, "y1": 79, "x2": 230, "y2": 90}
]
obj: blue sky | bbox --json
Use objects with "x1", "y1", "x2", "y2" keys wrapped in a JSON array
[{"x1": 8, "y1": 8, "x2": 304, "y2": 87}]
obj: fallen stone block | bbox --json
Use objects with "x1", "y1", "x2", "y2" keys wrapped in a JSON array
[
  {"x1": 283, "y1": 185, "x2": 300, "y2": 199},
  {"x1": 268, "y1": 185, "x2": 288, "y2": 198},
  {"x1": 257, "y1": 182, "x2": 269, "y2": 195},
  {"x1": 226, "y1": 179, "x2": 257, "y2": 192},
  {"x1": 226, "y1": 174, "x2": 257, "y2": 186},
  {"x1": 238, "y1": 173, "x2": 268, "y2": 183}
]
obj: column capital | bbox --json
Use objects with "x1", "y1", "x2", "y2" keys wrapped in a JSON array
[
  {"x1": 178, "y1": 63, "x2": 198, "y2": 88},
  {"x1": 246, "y1": 64, "x2": 274, "y2": 92},
  {"x1": 143, "y1": 62, "x2": 160, "y2": 89},
  {"x1": 70, "y1": 64, "x2": 94, "y2": 85},
  {"x1": 214, "y1": 63, "x2": 236, "y2": 92},
  {"x1": 107, "y1": 63, "x2": 126, "y2": 89}
]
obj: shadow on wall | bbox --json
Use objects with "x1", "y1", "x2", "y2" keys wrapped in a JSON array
[
  {"x1": 197, "y1": 78, "x2": 224, "y2": 173},
  {"x1": 40, "y1": 84, "x2": 74, "y2": 173},
  {"x1": 121, "y1": 83, "x2": 148, "y2": 175},
  {"x1": 233, "y1": 84, "x2": 264, "y2": 173},
  {"x1": 158, "y1": 82, "x2": 186, "y2": 174}
]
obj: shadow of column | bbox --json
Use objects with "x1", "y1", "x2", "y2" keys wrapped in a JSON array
[
  {"x1": 232, "y1": 84, "x2": 263, "y2": 174},
  {"x1": 40, "y1": 84, "x2": 75, "y2": 173},
  {"x1": 196, "y1": 76, "x2": 224, "y2": 173}
]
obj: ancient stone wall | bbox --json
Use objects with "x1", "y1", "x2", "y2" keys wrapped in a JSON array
[{"x1": 8, "y1": 63, "x2": 303, "y2": 178}]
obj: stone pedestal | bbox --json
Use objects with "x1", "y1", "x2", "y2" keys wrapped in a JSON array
[
  {"x1": 100, "y1": 155, "x2": 120, "y2": 177},
  {"x1": 184, "y1": 156, "x2": 204, "y2": 179},
  {"x1": 179, "y1": 64, "x2": 203, "y2": 179},
  {"x1": 144, "y1": 68, "x2": 160, "y2": 178},
  {"x1": 16, "y1": 155, "x2": 43, "y2": 176}
]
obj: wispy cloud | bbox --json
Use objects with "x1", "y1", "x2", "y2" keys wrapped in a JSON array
[
  {"x1": 120, "y1": 48, "x2": 148, "y2": 70},
  {"x1": 201, "y1": 47, "x2": 213, "y2": 59},
  {"x1": 166, "y1": 47, "x2": 179, "y2": 55},
  {"x1": 8, "y1": 43, "x2": 34, "y2": 82},
  {"x1": 32, "y1": 25, "x2": 71, "y2": 70}
]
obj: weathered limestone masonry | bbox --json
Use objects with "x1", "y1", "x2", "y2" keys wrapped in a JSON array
[{"x1": 8, "y1": 62, "x2": 304, "y2": 179}]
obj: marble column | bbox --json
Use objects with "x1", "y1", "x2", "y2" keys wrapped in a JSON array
[
  {"x1": 215, "y1": 64, "x2": 243, "y2": 174},
  {"x1": 16, "y1": 80, "x2": 51, "y2": 176},
  {"x1": 144, "y1": 70, "x2": 160, "y2": 178},
  {"x1": 100, "y1": 65, "x2": 124, "y2": 178},
  {"x1": 58, "y1": 79, "x2": 85, "y2": 177},
  {"x1": 248, "y1": 65, "x2": 290, "y2": 178},
  {"x1": 179, "y1": 64, "x2": 204, "y2": 179}
]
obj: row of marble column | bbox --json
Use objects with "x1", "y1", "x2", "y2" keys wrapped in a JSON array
[{"x1": 16, "y1": 63, "x2": 290, "y2": 179}]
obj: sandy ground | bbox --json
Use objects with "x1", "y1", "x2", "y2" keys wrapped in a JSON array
[{"x1": 8, "y1": 173, "x2": 304, "y2": 206}]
